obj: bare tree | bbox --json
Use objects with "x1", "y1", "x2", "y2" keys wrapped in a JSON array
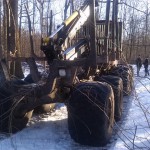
[
  {"x1": 0, "y1": 0, "x2": 2, "y2": 58},
  {"x1": 144, "y1": 2, "x2": 149, "y2": 57},
  {"x1": 5, "y1": 0, "x2": 24, "y2": 78},
  {"x1": 64, "y1": 0, "x2": 70, "y2": 20},
  {"x1": 70, "y1": 0, "x2": 74, "y2": 14},
  {"x1": 25, "y1": 4, "x2": 40, "y2": 82}
]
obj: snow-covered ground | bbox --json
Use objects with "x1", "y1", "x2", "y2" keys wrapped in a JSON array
[
  {"x1": 0, "y1": 65, "x2": 150, "y2": 150},
  {"x1": 110, "y1": 65, "x2": 150, "y2": 150}
]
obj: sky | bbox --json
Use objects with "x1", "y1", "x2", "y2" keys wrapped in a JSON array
[
  {"x1": 0, "y1": 65, "x2": 150, "y2": 150},
  {"x1": 18, "y1": 0, "x2": 150, "y2": 36}
]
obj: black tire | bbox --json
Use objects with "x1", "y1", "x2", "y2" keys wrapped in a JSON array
[
  {"x1": 0, "y1": 81, "x2": 33, "y2": 133},
  {"x1": 94, "y1": 75, "x2": 123, "y2": 121},
  {"x1": 110, "y1": 65, "x2": 132, "y2": 95},
  {"x1": 67, "y1": 81, "x2": 114, "y2": 146},
  {"x1": 11, "y1": 109, "x2": 33, "y2": 133}
]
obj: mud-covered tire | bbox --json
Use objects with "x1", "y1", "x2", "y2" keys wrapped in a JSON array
[
  {"x1": 24, "y1": 74, "x2": 56, "y2": 114},
  {"x1": 67, "y1": 81, "x2": 114, "y2": 146},
  {"x1": 94, "y1": 75, "x2": 123, "y2": 121},
  {"x1": 34, "y1": 103, "x2": 55, "y2": 114},
  {"x1": 10, "y1": 110, "x2": 33, "y2": 133},
  {"x1": 0, "y1": 81, "x2": 33, "y2": 133},
  {"x1": 129, "y1": 65, "x2": 134, "y2": 90},
  {"x1": 129, "y1": 65, "x2": 134, "y2": 77},
  {"x1": 110, "y1": 65, "x2": 132, "y2": 95}
]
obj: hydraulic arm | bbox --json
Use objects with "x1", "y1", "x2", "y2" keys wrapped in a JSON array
[{"x1": 41, "y1": 1, "x2": 91, "y2": 63}]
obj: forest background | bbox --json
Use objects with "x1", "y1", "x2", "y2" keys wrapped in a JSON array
[{"x1": 0, "y1": 0, "x2": 150, "y2": 78}]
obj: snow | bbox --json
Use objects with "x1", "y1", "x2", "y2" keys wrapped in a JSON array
[
  {"x1": 110, "y1": 65, "x2": 150, "y2": 150},
  {"x1": 0, "y1": 65, "x2": 150, "y2": 150}
]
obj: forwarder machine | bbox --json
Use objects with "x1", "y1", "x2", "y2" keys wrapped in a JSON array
[{"x1": 0, "y1": 0, "x2": 133, "y2": 147}]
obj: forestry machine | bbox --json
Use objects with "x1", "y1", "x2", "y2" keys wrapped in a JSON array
[{"x1": 0, "y1": 0, "x2": 133, "y2": 147}]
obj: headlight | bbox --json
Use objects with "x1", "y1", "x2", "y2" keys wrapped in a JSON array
[{"x1": 59, "y1": 69, "x2": 66, "y2": 77}]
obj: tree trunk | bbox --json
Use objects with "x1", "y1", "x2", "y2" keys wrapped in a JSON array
[
  {"x1": 7, "y1": 0, "x2": 24, "y2": 79},
  {"x1": 7, "y1": 0, "x2": 17, "y2": 53},
  {"x1": 3, "y1": 0, "x2": 8, "y2": 58},
  {"x1": 64, "y1": 0, "x2": 69, "y2": 20},
  {"x1": 25, "y1": 5, "x2": 40, "y2": 82},
  {"x1": 49, "y1": 10, "x2": 53, "y2": 35},
  {"x1": 0, "y1": 1, "x2": 2, "y2": 58},
  {"x1": 70, "y1": 0, "x2": 74, "y2": 14}
]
